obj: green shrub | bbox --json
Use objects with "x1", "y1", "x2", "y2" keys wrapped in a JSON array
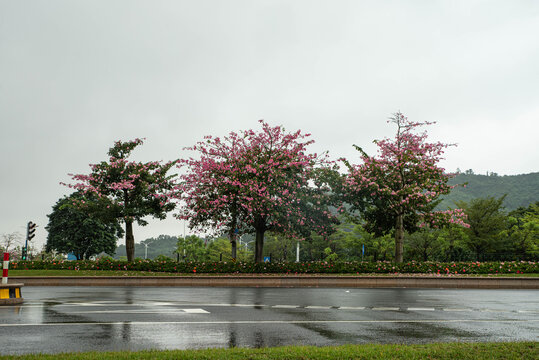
[{"x1": 7, "y1": 259, "x2": 538, "y2": 275}]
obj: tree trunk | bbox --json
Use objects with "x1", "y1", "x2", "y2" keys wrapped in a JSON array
[
  {"x1": 228, "y1": 227, "x2": 237, "y2": 261},
  {"x1": 125, "y1": 220, "x2": 135, "y2": 262},
  {"x1": 255, "y1": 228, "x2": 265, "y2": 263},
  {"x1": 230, "y1": 238, "x2": 237, "y2": 261},
  {"x1": 395, "y1": 214, "x2": 404, "y2": 263}
]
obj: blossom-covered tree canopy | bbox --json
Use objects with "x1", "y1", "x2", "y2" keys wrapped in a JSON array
[
  {"x1": 62, "y1": 138, "x2": 178, "y2": 261},
  {"x1": 176, "y1": 120, "x2": 339, "y2": 262},
  {"x1": 344, "y1": 112, "x2": 468, "y2": 262}
]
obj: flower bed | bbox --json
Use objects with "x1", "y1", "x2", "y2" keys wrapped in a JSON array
[{"x1": 6, "y1": 259, "x2": 538, "y2": 275}]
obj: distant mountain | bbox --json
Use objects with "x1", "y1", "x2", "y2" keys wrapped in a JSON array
[{"x1": 438, "y1": 172, "x2": 539, "y2": 211}]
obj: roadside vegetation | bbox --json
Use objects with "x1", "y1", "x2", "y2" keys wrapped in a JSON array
[
  {"x1": 40, "y1": 115, "x2": 506, "y2": 264},
  {"x1": 7, "y1": 259, "x2": 538, "y2": 275},
  {"x1": 8, "y1": 269, "x2": 539, "y2": 277},
  {"x1": 2, "y1": 115, "x2": 537, "y2": 266},
  {"x1": 0, "y1": 342, "x2": 536, "y2": 360}
]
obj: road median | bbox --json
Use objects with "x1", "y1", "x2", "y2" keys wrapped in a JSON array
[{"x1": 11, "y1": 275, "x2": 539, "y2": 288}]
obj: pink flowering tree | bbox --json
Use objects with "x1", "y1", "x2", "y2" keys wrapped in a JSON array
[
  {"x1": 62, "y1": 139, "x2": 178, "y2": 262},
  {"x1": 176, "y1": 121, "x2": 339, "y2": 263},
  {"x1": 343, "y1": 112, "x2": 468, "y2": 263}
]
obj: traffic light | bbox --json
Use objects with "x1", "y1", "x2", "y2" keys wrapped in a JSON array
[
  {"x1": 21, "y1": 247, "x2": 27, "y2": 261},
  {"x1": 27, "y1": 221, "x2": 36, "y2": 241}
]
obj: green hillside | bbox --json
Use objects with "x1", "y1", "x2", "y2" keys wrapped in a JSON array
[
  {"x1": 439, "y1": 172, "x2": 539, "y2": 211},
  {"x1": 114, "y1": 235, "x2": 178, "y2": 260}
]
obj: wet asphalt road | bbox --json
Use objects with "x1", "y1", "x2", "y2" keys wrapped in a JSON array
[{"x1": 0, "y1": 287, "x2": 538, "y2": 354}]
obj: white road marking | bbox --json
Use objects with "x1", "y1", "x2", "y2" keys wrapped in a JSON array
[
  {"x1": 338, "y1": 306, "x2": 366, "y2": 310},
  {"x1": 182, "y1": 308, "x2": 210, "y2": 314},
  {"x1": 147, "y1": 302, "x2": 179, "y2": 306},
  {"x1": 69, "y1": 302, "x2": 107, "y2": 307},
  {"x1": 190, "y1": 303, "x2": 268, "y2": 308},
  {"x1": 67, "y1": 308, "x2": 209, "y2": 314},
  {"x1": 305, "y1": 306, "x2": 332, "y2": 309},
  {"x1": 11, "y1": 301, "x2": 536, "y2": 314},
  {"x1": 1, "y1": 319, "x2": 537, "y2": 327}
]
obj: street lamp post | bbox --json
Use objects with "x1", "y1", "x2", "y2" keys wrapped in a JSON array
[
  {"x1": 238, "y1": 236, "x2": 254, "y2": 261},
  {"x1": 143, "y1": 243, "x2": 149, "y2": 259}
]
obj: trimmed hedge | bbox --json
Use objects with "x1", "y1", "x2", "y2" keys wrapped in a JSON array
[{"x1": 7, "y1": 259, "x2": 538, "y2": 275}]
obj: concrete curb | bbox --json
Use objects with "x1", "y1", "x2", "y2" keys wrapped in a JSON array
[
  {"x1": 0, "y1": 283, "x2": 24, "y2": 305},
  {"x1": 10, "y1": 276, "x2": 539, "y2": 289}
]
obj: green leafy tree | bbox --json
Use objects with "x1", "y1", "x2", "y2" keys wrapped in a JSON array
[
  {"x1": 206, "y1": 238, "x2": 234, "y2": 262},
  {"x1": 323, "y1": 247, "x2": 339, "y2": 262},
  {"x1": 205, "y1": 237, "x2": 252, "y2": 262},
  {"x1": 404, "y1": 230, "x2": 443, "y2": 261},
  {"x1": 296, "y1": 234, "x2": 332, "y2": 262},
  {"x1": 505, "y1": 202, "x2": 539, "y2": 259},
  {"x1": 62, "y1": 138, "x2": 178, "y2": 261},
  {"x1": 436, "y1": 224, "x2": 472, "y2": 261},
  {"x1": 45, "y1": 193, "x2": 123, "y2": 259},
  {"x1": 332, "y1": 221, "x2": 393, "y2": 262},
  {"x1": 263, "y1": 233, "x2": 298, "y2": 262},
  {"x1": 456, "y1": 195, "x2": 509, "y2": 260},
  {"x1": 176, "y1": 235, "x2": 208, "y2": 262},
  {"x1": 306, "y1": 218, "x2": 393, "y2": 262}
]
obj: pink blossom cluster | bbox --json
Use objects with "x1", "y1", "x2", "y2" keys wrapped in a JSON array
[
  {"x1": 61, "y1": 113, "x2": 469, "y2": 250},
  {"x1": 174, "y1": 120, "x2": 336, "y2": 239},
  {"x1": 344, "y1": 112, "x2": 468, "y2": 229},
  {"x1": 62, "y1": 139, "x2": 178, "y2": 223}
]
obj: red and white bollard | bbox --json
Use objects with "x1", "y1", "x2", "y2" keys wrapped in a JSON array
[
  {"x1": 1, "y1": 252, "x2": 23, "y2": 304},
  {"x1": 2, "y1": 253, "x2": 9, "y2": 284}
]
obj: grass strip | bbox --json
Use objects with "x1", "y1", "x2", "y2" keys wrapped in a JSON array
[
  {"x1": 0, "y1": 342, "x2": 537, "y2": 360},
  {"x1": 8, "y1": 269, "x2": 539, "y2": 277}
]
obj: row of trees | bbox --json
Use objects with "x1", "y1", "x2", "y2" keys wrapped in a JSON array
[
  {"x1": 148, "y1": 198, "x2": 536, "y2": 263},
  {"x1": 42, "y1": 196, "x2": 538, "y2": 263},
  {"x1": 53, "y1": 113, "x2": 472, "y2": 263},
  {"x1": 328, "y1": 198, "x2": 538, "y2": 262}
]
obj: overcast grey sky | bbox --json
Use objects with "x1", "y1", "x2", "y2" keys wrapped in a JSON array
[{"x1": 1, "y1": 0, "x2": 538, "y2": 250}]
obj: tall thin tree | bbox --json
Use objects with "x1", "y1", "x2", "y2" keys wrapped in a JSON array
[{"x1": 344, "y1": 112, "x2": 468, "y2": 262}]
